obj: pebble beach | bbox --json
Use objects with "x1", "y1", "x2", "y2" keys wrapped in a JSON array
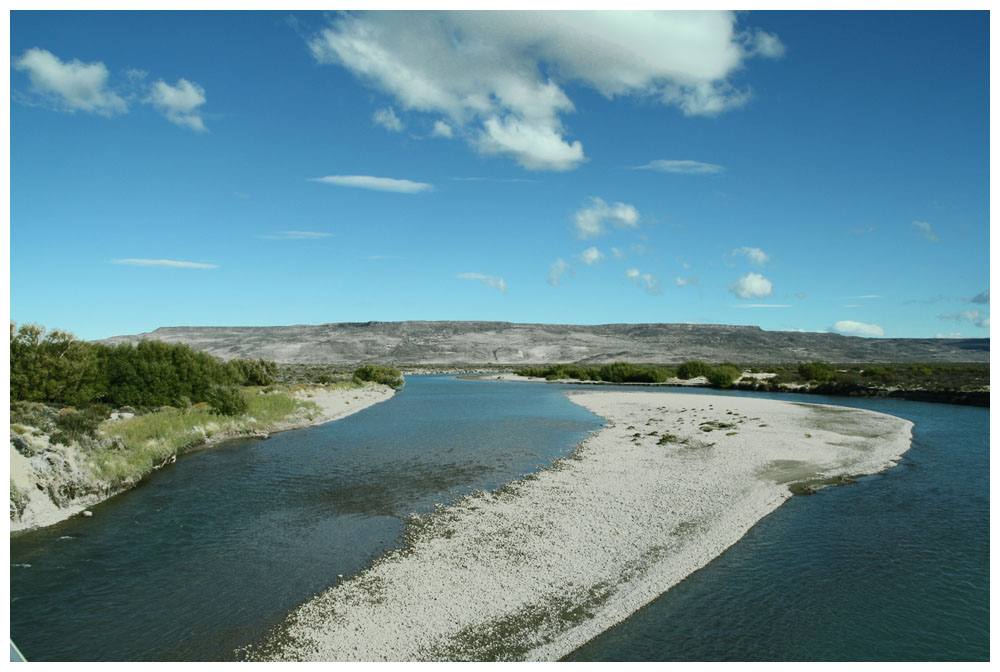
[{"x1": 255, "y1": 391, "x2": 913, "y2": 662}]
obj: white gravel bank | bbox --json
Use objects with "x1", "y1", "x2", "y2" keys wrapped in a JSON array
[{"x1": 256, "y1": 391, "x2": 912, "y2": 662}]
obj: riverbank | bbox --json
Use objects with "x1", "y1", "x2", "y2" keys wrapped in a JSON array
[
  {"x1": 471, "y1": 372, "x2": 989, "y2": 407},
  {"x1": 10, "y1": 384, "x2": 396, "y2": 533},
  {"x1": 251, "y1": 391, "x2": 912, "y2": 661}
]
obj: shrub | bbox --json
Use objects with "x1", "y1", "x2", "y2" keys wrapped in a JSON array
[
  {"x1": 205, "y1": 385, "x2": 250, "y2": 416},
  {"x1": 706, "y1": 364, "x2": 742, "y2": 388},
  {"x1": 353, "y1": 364, "x2": 404, "y2": 389},
  {"x1": 677, "y1": 360, "x2": 713, "y2": 380},
  {"x1": 798, "y1": 361, "x2": 837, "y2": 383}
]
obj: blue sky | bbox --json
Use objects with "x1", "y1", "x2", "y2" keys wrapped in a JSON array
[{"x1": 9, "y1": 10, "x2": 990, "y2": 341}]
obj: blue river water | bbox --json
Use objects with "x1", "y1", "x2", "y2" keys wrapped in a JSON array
[{"x1": 9, "y1": 376, "x2": 989, "y2": 661}]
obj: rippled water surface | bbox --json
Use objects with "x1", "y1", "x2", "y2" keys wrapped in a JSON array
[{"x1": 9, "y1": 378, "x2": 989, "y2": 661}]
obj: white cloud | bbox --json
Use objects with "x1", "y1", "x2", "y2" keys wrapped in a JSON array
[
  {"x1": 549, "y1": 258, "x2": 572, "y2": 287},
  {"x1": 831, "y1": 320, "x2": 885, "y2": 337},
  {"x1": 939, "y1": 309, "x2": 983, "y2": 323},
  {"x1": 978, "y1": 317, "x2": 990, "y2": 328},
  {"x1": 731, "y1": 246, "x2": 770, "y2": 266},
  {"x1": 675, "y1": 275, "x2": 700, "y2": 287},
  {"x1": 308, "y1": 11, "x2": 782, "y2": 171},
  {"x1": 260, "y1": 231, "x2": 332, "y2": 240},
  {"x1": 744, "y1": 29, "x2": 786, "y2": 58},
  {"x1": 732, "y1": 303, "x2": 790, "y2": 308},
  {"x1": 611, "y1": 247, "x2": 626, "y2": 260},
  {"x1": 579, "y1": 246, "x2": 604, "y2": 266},
  {"x1": 373, "y1": 106, "x2": 403, "y2": 132},
  {"x1": 477, "y1": 116, "x2": 584, "y2": 171},
  {"x1": 625, "y1": 268, "x2": 661, "y2": 294},
  {"x1": 843, "y1": 294, "x2": 880, "y2": 299},
  {"x1": 110, "y1": 258, "x2": 218, "y2": 269},
  {"x1": 936, "y1": 332, "x2": 963, "y2": 338},
  {"x1": 912, "y1": 220, "x2": 939, "y2": 242},
  {"x1": 14, "y1": 48, "x2": 127, "y2": 116},
  {"x1": 457, "y1": 272, "x2": 507, "y2": 293},
  {"x1": 148, "y1": 78, "x2": 208, "y2": 132},
  {"x1": 573, "y1": 197, "x2": 639, "y2": 239},
  {"x1": 729, "y1": 272, "x2": 773, "y2": 299},
  {"x1": 310, "y1": 175, "x2": 434, "y2": 193},
  {"x1": 636, "y1": 159, "x2": 724, "y2": 174},
  {"x1": 795, "y1": 292, "x2": 807, "y2": 299},
  {"x1": 432, "y1": 120, "x2": 454, "y2": 138}
]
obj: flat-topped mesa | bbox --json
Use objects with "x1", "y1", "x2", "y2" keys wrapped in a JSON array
[{"x1": 98, "y1": 321, "x2": 988, "y2": 365}]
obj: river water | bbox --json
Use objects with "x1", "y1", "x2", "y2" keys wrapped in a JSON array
[{"x1": 9, "y1": 376, "x2": 989, "y2": 661}]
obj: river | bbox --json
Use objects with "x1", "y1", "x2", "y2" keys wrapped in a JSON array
[{"x1": 9, "y1": 376, "x2": 989, "y2": 661}]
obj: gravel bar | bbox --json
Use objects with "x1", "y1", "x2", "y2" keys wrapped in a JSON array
[{"x1": 252, "y1": 391, "x2": 913, "y2": 661}]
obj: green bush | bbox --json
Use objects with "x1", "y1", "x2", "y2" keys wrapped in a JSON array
[
  {"x1": 706, "y1": 364, "x2": 742, "y2": 388},
  {"x1": 353, "y1": 364, "x2": 404, "y2": 389},
  {"x1": 676, "y1": 361, "x2": 714, "y2": 380},
  {"x1": 798, "y1": 361, "x2": 837, "y2": 383},
  {"x1": 205, "y1": 385, "x2": 250, "y2": 416}
]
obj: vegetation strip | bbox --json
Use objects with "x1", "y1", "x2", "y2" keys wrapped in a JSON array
[{"x1": 10, "y1": 323, "x2": 402, "y2": 532}]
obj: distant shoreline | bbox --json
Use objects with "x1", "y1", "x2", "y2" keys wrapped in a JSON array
[{"x1": 463, "y1": 372, "x2": 990, "y2": 407}]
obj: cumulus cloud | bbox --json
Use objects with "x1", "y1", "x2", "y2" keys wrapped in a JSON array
[
  {"x1": 148, "y1": 78, "x2": 208, "y2": 131},
  {"x1": 373, "y1": 106, "x2": 403, "y2": 132},
  {"x1": 110, "y1": 258, "x2": 218, "y2": 269},
  {"x1": 831, "y1": 320, "x2": 885, "y2": 337},
  {"x1": 259, "y1": 231, "x2": 332, "y2": 240},
  {"x1": 310, "y1": 175, "x2": 434, "y2": 193},
  {"x1": 636, "y1": 159, "x2": 724, "y2": 174},
  {"x1": 573, "y1": 197, "x2": 639, "y2": 238},
  {"x1": 307, "y1": 11, "x2": 782, "y2": 170},
  {"x1": 611, "y1": 247, "x2": 626, "y2": 261},
  {"x1": 729, "y1": 272, "x2": 773, "y2": 299},
  {"x1": 579, "y1": 247, "x2": 604, "y2": 266},
  {"x1": 675, "y1": 275, "x2": 700, "y2": 288},
  {"x1": 939, "y1": 309, "x2": 989, "y2": 328},
  {"x1": 457, "y1": 272, "x2": 507, "y2": 293},
  {"x1": 912, "y1": 220, "x2": 939, "y2": 242},
  {"x1": 432, "y1": 120, "x2": 454, "y2": 138},
  {"x1": 14, "y1": 47, "x2": 127, "y2": 116},
  {"x1": 549, "y1": 258, "x2": 572, "y2": 287},
  {"x1": 626, "y1": 268, "x2": 661, "y2": 295},
  {"x1": 731, "y1": 246, "x2": 770, "y2": 266}
]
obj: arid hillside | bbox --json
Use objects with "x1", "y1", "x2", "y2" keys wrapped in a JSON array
[{"x1": 99, "y1": 322, "x2": 989, "y2": 365}]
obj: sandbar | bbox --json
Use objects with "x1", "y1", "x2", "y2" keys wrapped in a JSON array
[{"x1": 253, "y1": 391, "x2": 912, "y2": 662}]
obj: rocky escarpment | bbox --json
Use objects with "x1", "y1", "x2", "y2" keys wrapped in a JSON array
[{"x1": 99, "y1": 321, "x2": 989, "y2": 365}]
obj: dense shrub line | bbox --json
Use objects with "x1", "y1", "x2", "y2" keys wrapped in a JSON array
[
  {"x1": 10, "y1": 323, "x2": 279, "y2": 413},
  {"x1": 514, "y1": 361, "x2": 744, "y2": 388}
]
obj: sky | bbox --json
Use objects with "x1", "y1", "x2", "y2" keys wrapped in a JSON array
[{"x1": 9, "y1": 10, "x2": 991, "y2": 341}]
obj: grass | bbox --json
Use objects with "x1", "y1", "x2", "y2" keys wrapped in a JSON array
[{"x1": 91, "y1": 388, "x2": 322, "y2": 488}]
